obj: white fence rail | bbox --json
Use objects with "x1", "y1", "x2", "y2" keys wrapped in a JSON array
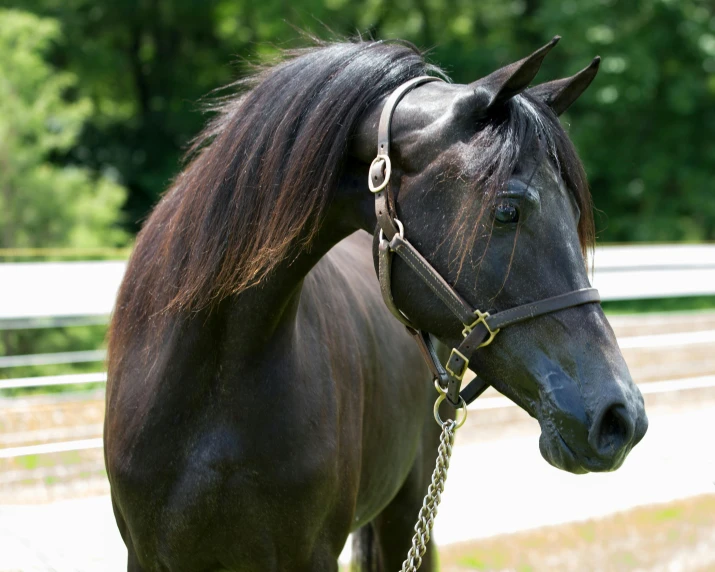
[
  {"x1": 0, "y1": 350, "x2": 107, "y2": 369},
  {"x1": 1, "y1": 244, "x2": 714, "y2": 459},
  {"x1": 2, "y1": 375, "x2": 715, "y2": 459},
  {"x1": 591, "y1": 244, "x2": 715, "y2": 300},
  {"x1": 0, "y1": 261, "x2": 125, "y2": 323},
  {"x1": 0, "y1": 372, "x2": 107, "y2": 391},
  {"x1": 1, "y1": 244, "x2": 714, "y2": 325}
]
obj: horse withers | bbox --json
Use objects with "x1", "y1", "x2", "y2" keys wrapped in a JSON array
[{"x1": 105, "y1": 39, "x2": 648, "y2": 571}]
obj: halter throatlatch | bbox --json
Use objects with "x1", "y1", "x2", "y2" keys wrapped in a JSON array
[{"x1": 369, "y1": 76, "x2": 601, "y2": 408}]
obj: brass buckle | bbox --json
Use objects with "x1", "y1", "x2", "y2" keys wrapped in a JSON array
[
  {"x1": 462, "y1": 309, "x2": 500, "y2": 347},
  {"x1": 446, "y1": 348, "x2": 469, "y2": 381}
]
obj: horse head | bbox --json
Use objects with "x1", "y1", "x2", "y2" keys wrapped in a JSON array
[{"x1": 355, "y1": 38, "x2": 648, "y2": 474}]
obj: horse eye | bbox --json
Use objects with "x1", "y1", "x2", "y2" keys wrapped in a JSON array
[{"x1": 494, "y1": 203, "x2": 519, "y2": 224}]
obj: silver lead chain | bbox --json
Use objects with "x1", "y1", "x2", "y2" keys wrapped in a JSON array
[{"x1": 399, "y1": 417, "x2": 458, "y2": 572}]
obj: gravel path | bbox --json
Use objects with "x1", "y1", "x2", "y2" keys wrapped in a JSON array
[{"x1": 439, "y1": 494, "x2": 715, "y2": 571}]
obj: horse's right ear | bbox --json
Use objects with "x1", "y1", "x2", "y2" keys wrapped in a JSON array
[
  {"x1": 527, "y1": 57, "x2": 601, "y2": 115},
  {"x1": 464, "y1": 36, "x2": 561, "y2": 114}
]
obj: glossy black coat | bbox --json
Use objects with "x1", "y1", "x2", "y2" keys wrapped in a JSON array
[{"x1": 105, "y1": 40, "x2": 647, "y2": 571}]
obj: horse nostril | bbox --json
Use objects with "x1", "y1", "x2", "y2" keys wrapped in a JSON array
[{"x1": 592, "y1": 404, "x2": 632, "y2": 456}]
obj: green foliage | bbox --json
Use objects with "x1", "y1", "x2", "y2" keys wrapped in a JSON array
[
  {"x1": 0, "y1": 8, "x2": 128, "y2": 248},
  {"x1": 1, "y1": 0, "x2": 714, "y2": 240},
  {"x1": 0, "y1": 9, "x2": 127, "y2": 391},
  {"x1": 601, "y1": 294, "x2": 715, "y2": 314},
  {"x1": 0, "y1": 323, "x2": 107, "y2": 396}
]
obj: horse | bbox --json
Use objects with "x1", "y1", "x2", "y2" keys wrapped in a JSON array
[{"x1": 104, "y1": 38, "x2": 648, "y2": 571}]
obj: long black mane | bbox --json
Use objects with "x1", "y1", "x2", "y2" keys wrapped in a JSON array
[{"x1": 118, "y1": 41, "x2": 440, "y2": 319}]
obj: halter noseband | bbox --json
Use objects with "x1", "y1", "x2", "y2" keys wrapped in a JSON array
[{"x1": 369, "y1": 76, "x2": 601, "y2": 408}]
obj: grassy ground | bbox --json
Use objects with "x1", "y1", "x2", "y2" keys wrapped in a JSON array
[
  {"x1": 601, "y1": 295, "x2": 715, "y2": 314},
  {"x1": 438, "y1": 494, "x2": 715, "y2": 571}
]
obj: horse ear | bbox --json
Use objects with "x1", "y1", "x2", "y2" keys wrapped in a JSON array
[
  {"x1": 468, "y1": 36, "x2": 560, "y2": 112},
  {"x1": 527, "y1": 57, "x2": 601, "y2": 115}
]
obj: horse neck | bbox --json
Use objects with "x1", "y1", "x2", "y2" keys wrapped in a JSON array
[{"x1": 223, "y1": 165, "x2": 372, "y2": 356}]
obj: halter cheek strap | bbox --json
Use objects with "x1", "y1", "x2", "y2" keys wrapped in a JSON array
[
  {"x1": 369, "y1": 76, "x2": 443, "y2": 241},
  {"x1": 369, "y1": 76, "x2": 601, "y2": 408}
]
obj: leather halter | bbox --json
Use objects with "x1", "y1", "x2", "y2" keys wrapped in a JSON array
[{"x1": 369, "y1": 76, "x2": 601, "y2": 408}]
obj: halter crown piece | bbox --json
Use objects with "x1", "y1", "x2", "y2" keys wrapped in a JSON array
[{"x1": 369, "y1": 76, "x2": 601, "y2": 407}]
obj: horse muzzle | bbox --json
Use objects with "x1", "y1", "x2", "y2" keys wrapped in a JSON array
[{"x1": 536, "y1": 371, "x2": 648, "y2": 474}]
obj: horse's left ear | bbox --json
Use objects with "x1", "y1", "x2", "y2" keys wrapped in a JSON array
[
  {"x1": 467, "y1": 36, "x2": 561, "y2": 112},
  {"x1": 527, "y1": 56, "x2": 601, "y2": 115}
]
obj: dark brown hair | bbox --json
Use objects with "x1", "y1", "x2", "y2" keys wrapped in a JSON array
[
  {"x1": 116, "y1": 41, "x2": 437, "y2": 313},
  {"x1": 107, "y1": 40, "x2": 442, "y2": 376}
]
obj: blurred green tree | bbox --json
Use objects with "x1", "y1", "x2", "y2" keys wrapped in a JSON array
[
  {"x1": 0, "y1": 9, "x2": 129, "y2": 385},
  {"x1": 0, "y1": 8, "x2": 128, "y2": 249},
  {"x1": 2, "y1": 0, "x2": 713, "y2": 242}
]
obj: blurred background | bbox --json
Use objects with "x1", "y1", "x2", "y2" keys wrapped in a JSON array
[{"x1": 0, "y1": 0, "x2": 714, "y2": 570}]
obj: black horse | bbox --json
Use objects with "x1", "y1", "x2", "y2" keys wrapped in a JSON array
[{"x1": 105, "y1": 38, "x2": 648, "y2": 571}]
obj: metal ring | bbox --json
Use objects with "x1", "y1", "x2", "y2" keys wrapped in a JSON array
[
  {"x1": 378, "y1": 218, "x2": 405, "y2": 245},
  {"x1": 433, "y1": 392, "x2": 468, "y2": 429},
  {"x1": 368, "y1": 154, "x2": 392, "y2": 193},
  {"x1": 393, "y1": 218, "x2": 405, "y2": 238}
]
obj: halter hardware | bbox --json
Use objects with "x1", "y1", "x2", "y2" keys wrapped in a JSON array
[
  {"x1": 368, "y1": 154, "x2": 392, "y2": 193},
  {"x1": 448, "y1": 310, "x2": 501, "y2": 380},
  {"x1": 462, "y1": 309, "x2": 500, "y2": 343},
  {"x1": 378, "y1": 218, "x2": 404, "y2": 245},
  {"x1": 445, "y1": 348, "x2": 469, "y2": 381},
  {"x1": 433, "y1": 379, "x2": 467, "y2": 428}
]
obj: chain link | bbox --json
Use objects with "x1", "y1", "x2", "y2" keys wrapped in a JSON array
[{"x1": 399, "y1": 415, "x2": 458, "y2": 572}]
